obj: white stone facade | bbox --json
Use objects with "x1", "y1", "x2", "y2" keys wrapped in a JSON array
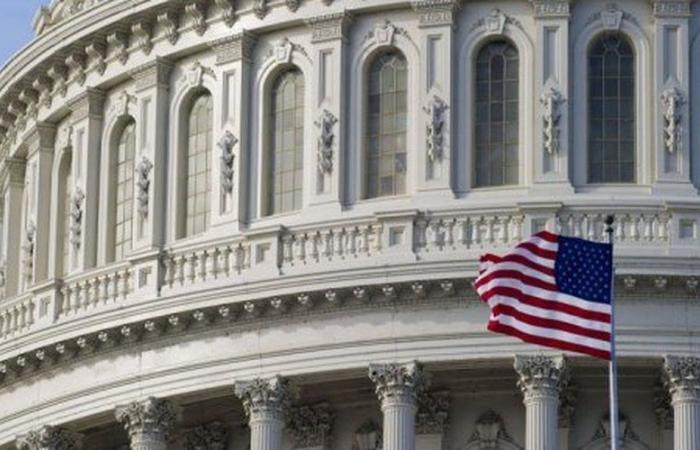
[{"x1": 0, "y1": 0, "x2": 698, "y2": 448}]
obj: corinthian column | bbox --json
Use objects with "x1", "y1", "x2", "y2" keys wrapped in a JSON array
[
  {"x1": 16, "y1": 425, "x2": 83, "y2": 450},
  {"x1": 115, "y1": 397, "x2": 181, "y2": 450},
  {"x1": 368, "y1": 362, "x2": 428, "y2": 450},
  {"x1": 234, "y1": 376, "x2": 293, "y2": 450},
  {"x1": 663, "y1": 356, "x2": 700, "y2": 450},
  {"x1": 514, "y1": 355, "x2": 568, "y2": 450}
]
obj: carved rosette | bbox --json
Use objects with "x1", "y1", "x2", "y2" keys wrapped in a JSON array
[
  {"x1": 663, "y1": 355, "x2": 700, "y2": 403},
  {"x1": 660, "y1": 86, "x2": 684, "y2": 154},
  {"x1": 114, "y1": 397, "x2": 181, "y2": 444},
  {"x1": 315, "y1": 110, "x2": 337, "y2": 174},
  {"x1": 416, "y1": 390, "x2": 450, "y2": 434},
  {"x1": 423, "y1": 95, "x2": 448, "y2": 162},
  {"x1": 368, "y1": 361, "x2": 428, "y2": 407},
  {"x1": 183, "y1": 421, "x2": 228, "y2": 450},
  {"x1": 135, "y1": 156, "x2": 153, "y2": 219},
  {"x1": 514, "y1": 355, "x2": 568, "y2": 401},
  {"x1": 218, "y1": 131, "x2": 238, "y2": 194},
  {"x1": 16, "y1": 425, "x2": 84, "y2": 450},
  {"x1": 287, "y1": 402, "x2": 333, "y2": 448},
  {"x1": 234, "y1": 376, "x2": 294, "y2": 421},
  {"x1": 69, "y1": 187, "x2": 85, "y2": 250}
]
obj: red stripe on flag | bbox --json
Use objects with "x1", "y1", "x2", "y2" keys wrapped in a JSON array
[
  {"x1": 534, "y1": 231, "x2": 559, "y2": 243},
  {"x1": 490, "y1": 304, "x2": 611, "y2": 341},
  {"x1": 515, "y1": 242, "x2": 557, "y2": 260},
  {"x1": 475, "y1": 269, "x2": 558, "y2": 292}
]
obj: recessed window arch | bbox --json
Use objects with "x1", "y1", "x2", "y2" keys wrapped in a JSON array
[
  {"x1": 59, "y1": 153, "x2": 72, "y2": 276},
  {"x1": 366, "y1": 49, "x2": 408, "y2": 199},
  {"x1": 587, "y1": 33, "x2": 635, "y2": 183},
  {"x1": 474, "y1": 39, "x2": 519, "y2": 188},
  {"x1": 110, "y1": 120, "x2": 136, "y2": 262},
  {"x1": 267, "y1": 68, "x2": 305, "y2": 216},
  {"x1": 183, "y1": 92, "x2": 213, "y2": 237}
]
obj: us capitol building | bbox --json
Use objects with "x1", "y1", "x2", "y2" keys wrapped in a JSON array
[{"x1": 0, "y1": 0, "x2": 699, "y2": 449}]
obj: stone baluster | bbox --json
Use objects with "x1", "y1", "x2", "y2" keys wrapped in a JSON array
[
  {"x1": 16, "y1": 425, "x2": 83, "y2": 450},
  {"x1": 663, "y1": 355, "x2": 700, "y2": 450},
  {"x1": 369, "y1": 362, "x2": 428, "y2": 450},
  {"x1": 115, "y1": 397, "x2": 181, "y2": 450},
  {"x1": 234, "y1": 375, "x2": 294, "y2": 450},
  {"x1": 514, "y1": 355, "x2": 568, "y2": 450}
]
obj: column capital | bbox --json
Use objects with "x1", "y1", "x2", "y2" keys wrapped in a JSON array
[
  {"x1": 305, "y1": 11, "x2": 354, "y2": 43},
  {"x1": 651, "y1": 0, "x2": 692, "y2": 18},
  {"x1": 411, "y1": 0, "x2": 461, "y2": 28},
  {"x1": 368, "y1": 361, "x2": 428, "y2": 406},
  {"x1": 287, "y1": 402, "x2": 333, "y2": 448},
  {"x1": 129, "y1": 57, "x2": 174, "y2": 92},
  {"x1": 234, "y1": 375, "x2": 294, "y2": 420},
  {"x1": 212, "y1": 31, "x2": 258, "y2": 65},
  {"x1": 514, "y1": 355, "x2": 568, "y2": 401},
  {"x1": 16, "y1": 425, "x2": 84, "y2": 450},
  {"x1": 68, "y1": 88, "x2": 105, "y2": 122},
  {"x1": 663, "y1": 355, "x2": 700, "y2": 402},
  {"x1": 529, "y1": 0, "x2": 572, "y2": 19},
  {"x1": 183, "y1": 421, "x2": 228, "y2": 450},
  {"x1": 114, "y1": 397, "x2": 181, "y2": 442}
]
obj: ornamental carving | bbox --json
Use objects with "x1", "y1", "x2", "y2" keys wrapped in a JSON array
[
  {"x1": 540, "y1": 82, "x2": 563, "y2": 155},
  {"x1": 468, "y1": 8, "x2": 524, "y2": 37},
  {"x1": 306, "y1": 12, "x2": 353, "y2": 43},
  {"x1": 157, "y1": 11, "x2": 179, "y2": 45},
  {"x1": 185, "y1": 1, "x2": 208, "y2": 36},
  {"x1": 352, "y1": 420, "x2": 382, "y2": 450},
  {"x1": 423, "y1": 95, "x2": 448, "y2": 162},
  {"x1": 109, "y1": 91, "x2": 135, "y2": 119},
  {"x1": 16, "y1": 425, "x2": 84, "y2": 450},
  {"x1": 580, "y1": 414, "x2": 648, "y2": 450},
  {"x1": 663, "y1": 355, "x2": 700, "y2": 401},
  {"x1": 131, "y1": 22, "x2": 153, "y2": 55},
  {"x1": 135, "y1": 156, "x2": 153, "y2": 219},
  {"x1": 411, "y1": 0, "x2": 461, "y2": 28},
  {"x1": 65, "y1": 53, "x2": 86, "y2": 87},
  {"x1": 218, "y1": 130, "x2": 238, "y2": 194},
  {"x1": 183, "y1": 421, "x2": 228, "y2": 450},
  {"x1": 514, "y1": 354, "x2": 568, "y2": 399},
  {"x1": 363, "y1": 20, "x2": 410, "y2": 47},
  {"x1": 286, "y1": 0, "x2": 301, "y2": 12},
  {"x1": 653, "y1": 382, "x2": 673, "y2": 430},
  {"x1": 267, "y1": 38, "x2": 309, "y2": 65},
  {"x1": 416, "y1": 390, "x2": 450, "y2": 434},
  {"x1": 107, "y1": 31, "x2": 129, "y2": 65},
  {"x1": 660, "y1": 85, "x2": 684, "y2": 154},
  {"x1": 70, "y1": 187, "x2": 85, "y2": 250},
  {"x1": 253, "y1": 0, "x2": 269, "y2": 19},
  {"x1": 287, "y1": 402, "x2": 333, "y2": 447},
  {"x1": 315, "y1": 109, "x2": 337, "y2": 174},
  {"x1": 114, "y1": 397, "x2": 181, "y2": 441},
  {"x1": 234, "y1": 376, "x2": 295, "y2": 419},
  {"x1": 182, "y1": 62, "x2": 216, "y2": 88},
  {"x1": 531, "y1": 0, "x2": 571, "y2": 18},
  {"x1": 85, "y1": 42, "x2": 106, "y2": 75},
  {"x1": 465, "y1": 411, "x2": 522, "y2": 450},
  {"x1": 652, "y1": 0, "x2": 692, "y2": 17},
  {"x1": 214, "y1": 0, "x2": 236, "y2": 27},
  {"x1": 368, "y1": 361, "x2": 428, "y2": 404},
  {"x1": 22, "y1": 221, "x2": 36, "y2": 283},
  {"x1": 558, "y1": 382, "x2": 576, "y2": 428}
]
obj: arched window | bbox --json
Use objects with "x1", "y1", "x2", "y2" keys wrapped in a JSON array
[
  {"x1": 112, "y1": 121, "x2": 135, "y2": 261},
  {"x1": 61, "y1": 155, "x2": 72, "y2": 276},
  {"x1": 474, "y1": 40, "x2": 519, "y2": 188},
  {"x1": 184, "y1": 93, "x2": 213, "y2": 237},
  {"x1": 588, "y1": 33, "x2": 635, "y2": 183},
  {"x1": 366, "y1": 50, "x2": 408, "y2": 199},
  {"x1": 268, "y1": 69, "x2": 304, "y2": 215}
]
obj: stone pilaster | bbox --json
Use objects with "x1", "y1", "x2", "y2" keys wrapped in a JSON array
[
  {"x1": 1, "y1": 157, "x2": 26, "y2": 298},
  {"x1": 182, "y1": 421, "x2": 228, "y2": 450},
  {"x1": 234, "y1": 376, "x2": 294, "y2": 450},
  {"x1": 287, "y1": 402, "x2": 333, "y2": 450},
  {"x1": 663, "y1": 355, "x2": 700, "y2": 450},
  {"x1": 514, "y1": 355, "x2": 568, "y2": 450},
  {"x1": 115, "y1": 397, "x2": 181, "y2": 450},
  {"x1": 16, "y1": 425, "x2": 83, "y2": 450},
  {"x1": 368, "y1": 362, "x2": 428, "y2": 450}
]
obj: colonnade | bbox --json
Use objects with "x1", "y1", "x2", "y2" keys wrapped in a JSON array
[{"x1": 14, "y1": 356, "x2": 700, "y2": 450}]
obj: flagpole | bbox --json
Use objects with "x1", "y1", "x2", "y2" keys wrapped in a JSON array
[{"x1": 605, "y1": 215, "x2": 619, "y2": 450}]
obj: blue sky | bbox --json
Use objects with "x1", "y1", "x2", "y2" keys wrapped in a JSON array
[{"x1": 0, "y1": 1, "x2": 48, "y2": 66}]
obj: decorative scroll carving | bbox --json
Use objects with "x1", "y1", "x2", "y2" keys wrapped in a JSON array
[
  {"x1": 286, "y1": 0, "x2": 301, "y2": 12},
  {"x1": 70, "y1": 187, "x2": 85, "y2": 249},
  {"x1": 16, "y1": 425, "x2": 84, "y2": 450},
  {"x1": 32, "y1": 76, "x2": 53, "y2": 109},
  {"x1": 115, "y1": 397, "x2": 181, "y2": 442},
  {"x1": 19, "y1": 89, "x2": 39, "y2": 120},
  {"x1": 131, "y1": 22, "x2": 153, "y2": 55},
  {"x1": 135, "y1": 156, "x2": 153, "y2": 219},
  {"x1": 185, "y1": 1, "x2": 208, "y2": 36},
  {"x1": 183, "y1": 421, "x2": 228, "y2": 450},
  {"x1": 214, "y1": 0, "x2": 236, "y2": 27},
  {"x1": 540, "y1": 82, "x2": 563, "y2": 155},
  {"x1": 253, "y1": 0, "x2": 269, "y2": 19},
  {"x1": 287, "y1": 402, "x2": 333, "y2": 447},
  {"x1": 65, "y1": 53, "x2": 86, "y2": 86},
  {"x1": 353, "y1": 420, "x2": 382, "y2": 450},
  {"x1": 423, "y1": 95, "x2": 448, "y2": 162},
  {"x1": 22, "y1": 221, "x2": 36, "y2": 283},
  {"x1": 85, "y1": 42, "x2": 106, "y2": 75},
  {"x1": 416, "y1": 390, "x2": 450, "y2": 434},
  {"x1": 157, "y1": 11, "x2": 179, "y2": 45},
  {"x1": 218, "y1": 130, "x2": 237, "y2": 194},
  {"x1": 660, "y1": 86, "x2": 684, "y2": 154},
  {"x1": 234, "y1": 376, "x2": 295, "y2": 419},
  {"x1": 368, "y1": 361, "x2": 427, "y2": 403},
  {"x1": 466, "y1": 411, "x2": 522, "y2": 450},
  {"x1": 107, "y1": 31, "x2": 129, "y2": 65},
  {"x1": 315, "y1": 109, "x2": 337, "y2": 174}
]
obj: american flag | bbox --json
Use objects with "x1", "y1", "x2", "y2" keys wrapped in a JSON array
[{"x1": 474, "y1": 230, "x2": 613, "y2": 360}]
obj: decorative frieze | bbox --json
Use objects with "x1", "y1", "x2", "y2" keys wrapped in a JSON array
[
  {"x1": 411, "y1": 0, "x2": 461, "y2": 28},
  {"x1": 218, "y1": 130, "x2": 237, "y2": 194},
  {"x1": 530, "y1": 0, "x2": 571, "y2": 19},
  {"x1": 130, "y1": 58, "x2": 174, "y2": 92},
  {"x1": 315, "y1": 109, "x2": 337, "y2": 174},
  {"x1": 652, "y1": 0, "x2": 692, "y2": 17},
  {"x1": 213, "y1": 32, "x2": 257, "y2": 65},
  {"x1": 287, "y1": 402, "x2": 333, "y2": 448},
  {"x1": 16, "y1": 425, "x2": 84, "y2": 450},
  {"x1": 183, "y1": 421, "x2": 228, "y2": 450},
  {"x1": 305, "y1": 12, "x2": 353, "y2": 43},
  {"x1": 115, "y1": 397, "x2": 181, "y2": 446}
]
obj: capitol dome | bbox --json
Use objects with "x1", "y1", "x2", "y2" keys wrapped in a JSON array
[{"x1": 0, "y1": 0, "x2": 699, "y2": 448}]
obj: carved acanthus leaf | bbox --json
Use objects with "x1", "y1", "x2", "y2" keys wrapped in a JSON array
[
  {"x1": 315, "y1": 109, "x2": 337, "y2": 174},
  {"x1": 660, "y1": 85, "x2": 684, "y2": 154},
  {"x1": 423, "y1": 95, "x2": 448, "y2": 162},
  {"x1": 218, "y1": 130, "x2": 238, "y2": 194},
  {"x1": 114, "y1": 397, "x2": 181, "y2": 440}
]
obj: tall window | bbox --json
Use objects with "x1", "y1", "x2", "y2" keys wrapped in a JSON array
[
  {"x1": 61, "y1": 156, "x2": 72, "y2": 276},
  {"x1": 366, "y1": 51, "x2": 408, "y2": 199},
  {"x1": 588, "y1": 33, "x2": 635, "y2": 183},
  {"x1": 185, "y1": 93, "x2": 213, "y2": 237},
  {"x1": 269, "y1": 69, "x2": 304, "y2": 215},
  {"x1": 474, "y1": 40, "x2": 519, "y2": 187},
  {"x1": 112, "y1": 121, "x2": 135, "y2": 261}
]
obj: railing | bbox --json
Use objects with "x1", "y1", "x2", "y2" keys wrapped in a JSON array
[{"x1": 0, "y1": 203, "x2": 697, "y2": 344}]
